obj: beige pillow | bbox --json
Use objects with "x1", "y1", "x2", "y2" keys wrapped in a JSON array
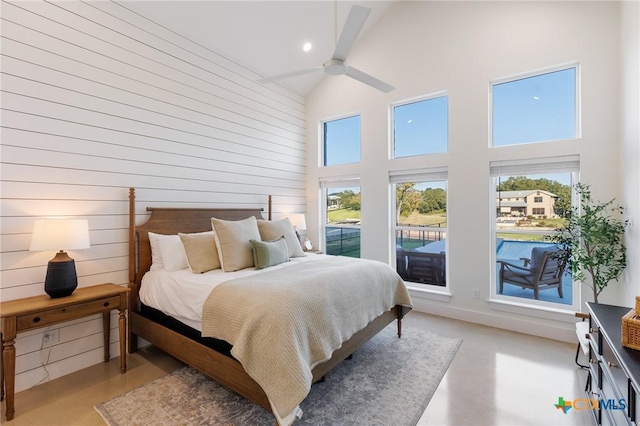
[
  {"x1": 211, "y1": 216, "x2": 261, "y2": 272},
  {"x1": 179, "y1": 232, "x2": 220, "y2": 273},
  {"x1": 257, "y1": 218, "x2": 305, "y2": 258}
]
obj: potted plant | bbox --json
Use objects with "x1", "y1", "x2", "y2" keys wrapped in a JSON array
[{"x1": 552, "y1": 183, "x2": 629, "y2": 303}]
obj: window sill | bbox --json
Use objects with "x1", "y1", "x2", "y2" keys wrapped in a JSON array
[
  {"x1": 406, "y1": 285, "x2": 451, "y2": 303},
  {"x1": 488, "y1": 297, "x2": 578, "y2": 323}
]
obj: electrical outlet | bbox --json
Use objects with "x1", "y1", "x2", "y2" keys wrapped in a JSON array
[
  {"x1": 473, "y1": 288, "x2": 480, "y2": 299},
  {"x1": 43, "y1": 329, "x2": 59, "y2": 347}
]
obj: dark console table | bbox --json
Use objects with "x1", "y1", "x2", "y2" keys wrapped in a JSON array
[{"x1": 586, "y1": 302, "x2": 640, "y2": 425}]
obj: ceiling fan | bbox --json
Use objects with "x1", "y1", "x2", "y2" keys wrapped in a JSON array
[{"x1": 258, "y1": 5, "x2": 395, "y2": 93}]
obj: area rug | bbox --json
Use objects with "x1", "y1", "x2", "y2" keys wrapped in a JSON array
[{"x1": 95, "y1": 324, "x2": 462, "y2": 426}]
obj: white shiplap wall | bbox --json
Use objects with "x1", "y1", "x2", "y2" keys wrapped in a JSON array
[{"x1": 0, "y1": 0, "x2": 306, "y2": 392}]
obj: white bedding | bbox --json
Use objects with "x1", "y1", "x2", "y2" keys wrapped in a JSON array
[{"x1": 140, "y1": 254, "x2": 325, "y2": 330}]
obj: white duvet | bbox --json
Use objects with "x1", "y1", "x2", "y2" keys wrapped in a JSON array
[{"x1": 139, "y1": 254, "x2": 326, "y2": 330}]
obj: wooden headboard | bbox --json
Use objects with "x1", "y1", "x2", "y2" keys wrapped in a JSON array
[{"x1": 127, "y1": 188, "x2": 267, "y2": 310}]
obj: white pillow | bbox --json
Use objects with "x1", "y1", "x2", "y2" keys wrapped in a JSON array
[
  {"x1": 147, "y1": 232, "x2": 164, "y2": 271},
  {"x1": 153, "y1": 233, "x2": 189, "y2": 272}
]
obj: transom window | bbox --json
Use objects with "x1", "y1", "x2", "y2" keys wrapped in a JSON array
[
  {"x1": 392, "y1": 95, "x2": 448, "y2": 158},
  {"x1": 491, "y1": 66, "x2": 578, "y2": 147},
  {"x1": 322, "y1": 115, "x2": 361, "y2": 166}
]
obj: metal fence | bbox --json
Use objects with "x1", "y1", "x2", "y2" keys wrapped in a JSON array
[
  {"x1": 325, "y1": 226, "x2": 361, "y2": 257},
  {"x1": 395, "y1": 228, "x2": 446, "y2": 250}
]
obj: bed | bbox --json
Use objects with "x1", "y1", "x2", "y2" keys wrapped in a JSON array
[{"x1": 127, "y1": 188, "x2": 412, "y2": 425}]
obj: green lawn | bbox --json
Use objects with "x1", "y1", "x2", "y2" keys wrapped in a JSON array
[
  {"x1": 327, "y1": 209, "x2": 446, "y2": 226},
  {"x1": 398, "y1": 211, "x2": 447, "y2": 227},
  {"x1": 327, "y1": 208, "x2": 361, "y2": 223},
  {"x1": 496, "y1": 233, "x2": 551, "y2": 241}
]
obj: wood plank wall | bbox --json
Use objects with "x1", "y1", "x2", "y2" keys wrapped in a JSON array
[{"x1": 0, "y1": 0, "x2": 306, "y2": 392}]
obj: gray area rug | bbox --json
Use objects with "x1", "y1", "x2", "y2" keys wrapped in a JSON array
[{"x1": 95, "y1": 324, "x2": 461, "y2": 426}]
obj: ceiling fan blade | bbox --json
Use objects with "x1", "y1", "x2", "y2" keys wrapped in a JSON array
[
  {"x1": 258, "y1": 66, "x2": 323, "y2": 83},
  {"x1": 345, "y1": 66, "x2": 395, "y2": 93},
  {"x1": 332, "y1": 5, "x2": 371, "y2": 61}
]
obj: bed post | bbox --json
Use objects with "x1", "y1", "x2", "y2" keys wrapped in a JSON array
[
  {"x1": 268, "y1": 195, "x2": 272, "y2": 220},
  {"x1": 128, "y1": 188, "x2": 138, "y2": 353}
]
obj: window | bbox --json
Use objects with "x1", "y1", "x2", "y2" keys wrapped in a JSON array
[
  {"x1": 322, "y1": 115, "x2": 360, "y2": 166},
  {"x1": 392, "y1": 95, "x2": 448, "y2": 158},
  {"x1": 491, "y1": 156, "x2": 579, "y2": 310},
  {"x1": 391, "y1": 169, "x2": 448, "y2": 288},
  {"x1": 534, "y1": 196, "x2": 543, "y2": 203},
  {"x1": 492, "y1": 66, "x2": 577, "y2": 147},
  {"x1": 320, "y1": 177, "x2": 361, "y2": 258}
]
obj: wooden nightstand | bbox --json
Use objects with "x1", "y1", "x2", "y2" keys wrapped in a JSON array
[{"x1": 0, "y1": 283, "x2": 129, "y2": 421}]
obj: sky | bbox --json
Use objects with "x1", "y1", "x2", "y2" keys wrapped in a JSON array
[
  {"x1": 394, "y1": 96, "x2": 448, "y2": 157},
  {"x1": 493, "y1": 67, "x2": 576, "y2": 146},
  {"x1": 324, "y1": 116, "x2": 361, "y2": 166}
]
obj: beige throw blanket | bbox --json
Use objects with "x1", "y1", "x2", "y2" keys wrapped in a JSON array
[{"x1": 201, "y1": 256, "x2": 412, "y2": 425}]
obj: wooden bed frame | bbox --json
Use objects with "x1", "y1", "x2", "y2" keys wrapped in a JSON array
[{"x1": 127, "y1": 188, "x2": 411, "y2": 415}]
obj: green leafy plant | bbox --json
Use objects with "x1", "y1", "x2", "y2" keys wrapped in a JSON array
[{"x1": 552, "y1": 183, "x2": 629, "y2": 303}]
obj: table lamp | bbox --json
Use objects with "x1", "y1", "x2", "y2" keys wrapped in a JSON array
[
  {"x1": 287, "y1": 213, "x2": 312, "y2": 250},
  {"x1": 29, "y1": 219, "x2": 90, "y2": 298},
  {"x1": 287, "y1": 213, "x2": 307, "y2": 238}
]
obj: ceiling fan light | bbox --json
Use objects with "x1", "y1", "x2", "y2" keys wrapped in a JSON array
[{"x1": 323, "y1": 59, "x2": 347, "y2": 75}]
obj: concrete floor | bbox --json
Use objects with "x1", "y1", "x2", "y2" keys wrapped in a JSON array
[{"x1": 2, "y1": 311, "x2": 591, "y2": 425}]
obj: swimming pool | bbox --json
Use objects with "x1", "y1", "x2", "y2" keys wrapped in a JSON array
[{"x1": 496, "y1": 240, "x2": 557, "y2": 261}]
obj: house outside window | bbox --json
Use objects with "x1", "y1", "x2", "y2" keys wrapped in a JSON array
[
  {"x1": 491, "y1": 65, "x2": 578, "y2": 147},
  {"x1": 322, "y1": 115, "x2": 360, "y2": 166},
  {"x1": 320, "y1": 177, "x2": 361, "y2": 258},
  {"x1": 490, "y1": 156, "x2": 579, "y2": 311},
  {"x1": 391, "y1": 169, "x2": 448, "y2": 289},
  {"x1": 497, "y1": 191, "x2": 557, "y2": 218},
  {"x1": 391, "y1": 94, "x2": 448, "y2": 158}
]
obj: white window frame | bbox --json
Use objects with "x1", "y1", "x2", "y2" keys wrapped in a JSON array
[
  {"x1": 390, "y1": 168, "x2": 449, "y2": 293},
  {"x1": 389, "y1": 91, "x2": 449, "y2": 159},
  {"x1": 489, "y1": 155, "x2": 581, "y2": 313},
  {"x1": 489, "y1": 62, "x2": 581, "y2": 148},
  {"x1": 320, "y1": 176, "x2": 361, "y2": 257}
]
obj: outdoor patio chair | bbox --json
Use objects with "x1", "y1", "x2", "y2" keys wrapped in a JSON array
[
  {"x1": 399, "y1": 250, "x2": 446, "y2": 286},
  {"x1": 498, "y1": 246, "x2": 566, "y2": 300}
]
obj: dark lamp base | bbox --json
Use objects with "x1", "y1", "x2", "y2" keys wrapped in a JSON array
[{"x1": 45, "y1": 251, "x2": 78, "y2": 298}]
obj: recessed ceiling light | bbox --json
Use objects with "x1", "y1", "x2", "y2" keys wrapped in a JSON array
[{"x1": 303, "y1": 42, "x2": 312, "y2": 52}]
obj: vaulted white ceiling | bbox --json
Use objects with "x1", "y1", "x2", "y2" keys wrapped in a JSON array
[{"x1": 120, "y1": 1, "x2": 395, "y2": 96}]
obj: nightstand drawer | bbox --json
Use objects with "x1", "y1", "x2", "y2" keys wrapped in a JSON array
[{"x1": 17, "y1": 296, "x2": 121, "y2": 331}]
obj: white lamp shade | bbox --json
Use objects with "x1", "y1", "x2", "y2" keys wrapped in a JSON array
[
  {"x1": 29, "y1": 219, "x2": 91, "y2": 251},
  {"x1": 287, "y1": 213, "x2": 307, "y2": 231}
]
